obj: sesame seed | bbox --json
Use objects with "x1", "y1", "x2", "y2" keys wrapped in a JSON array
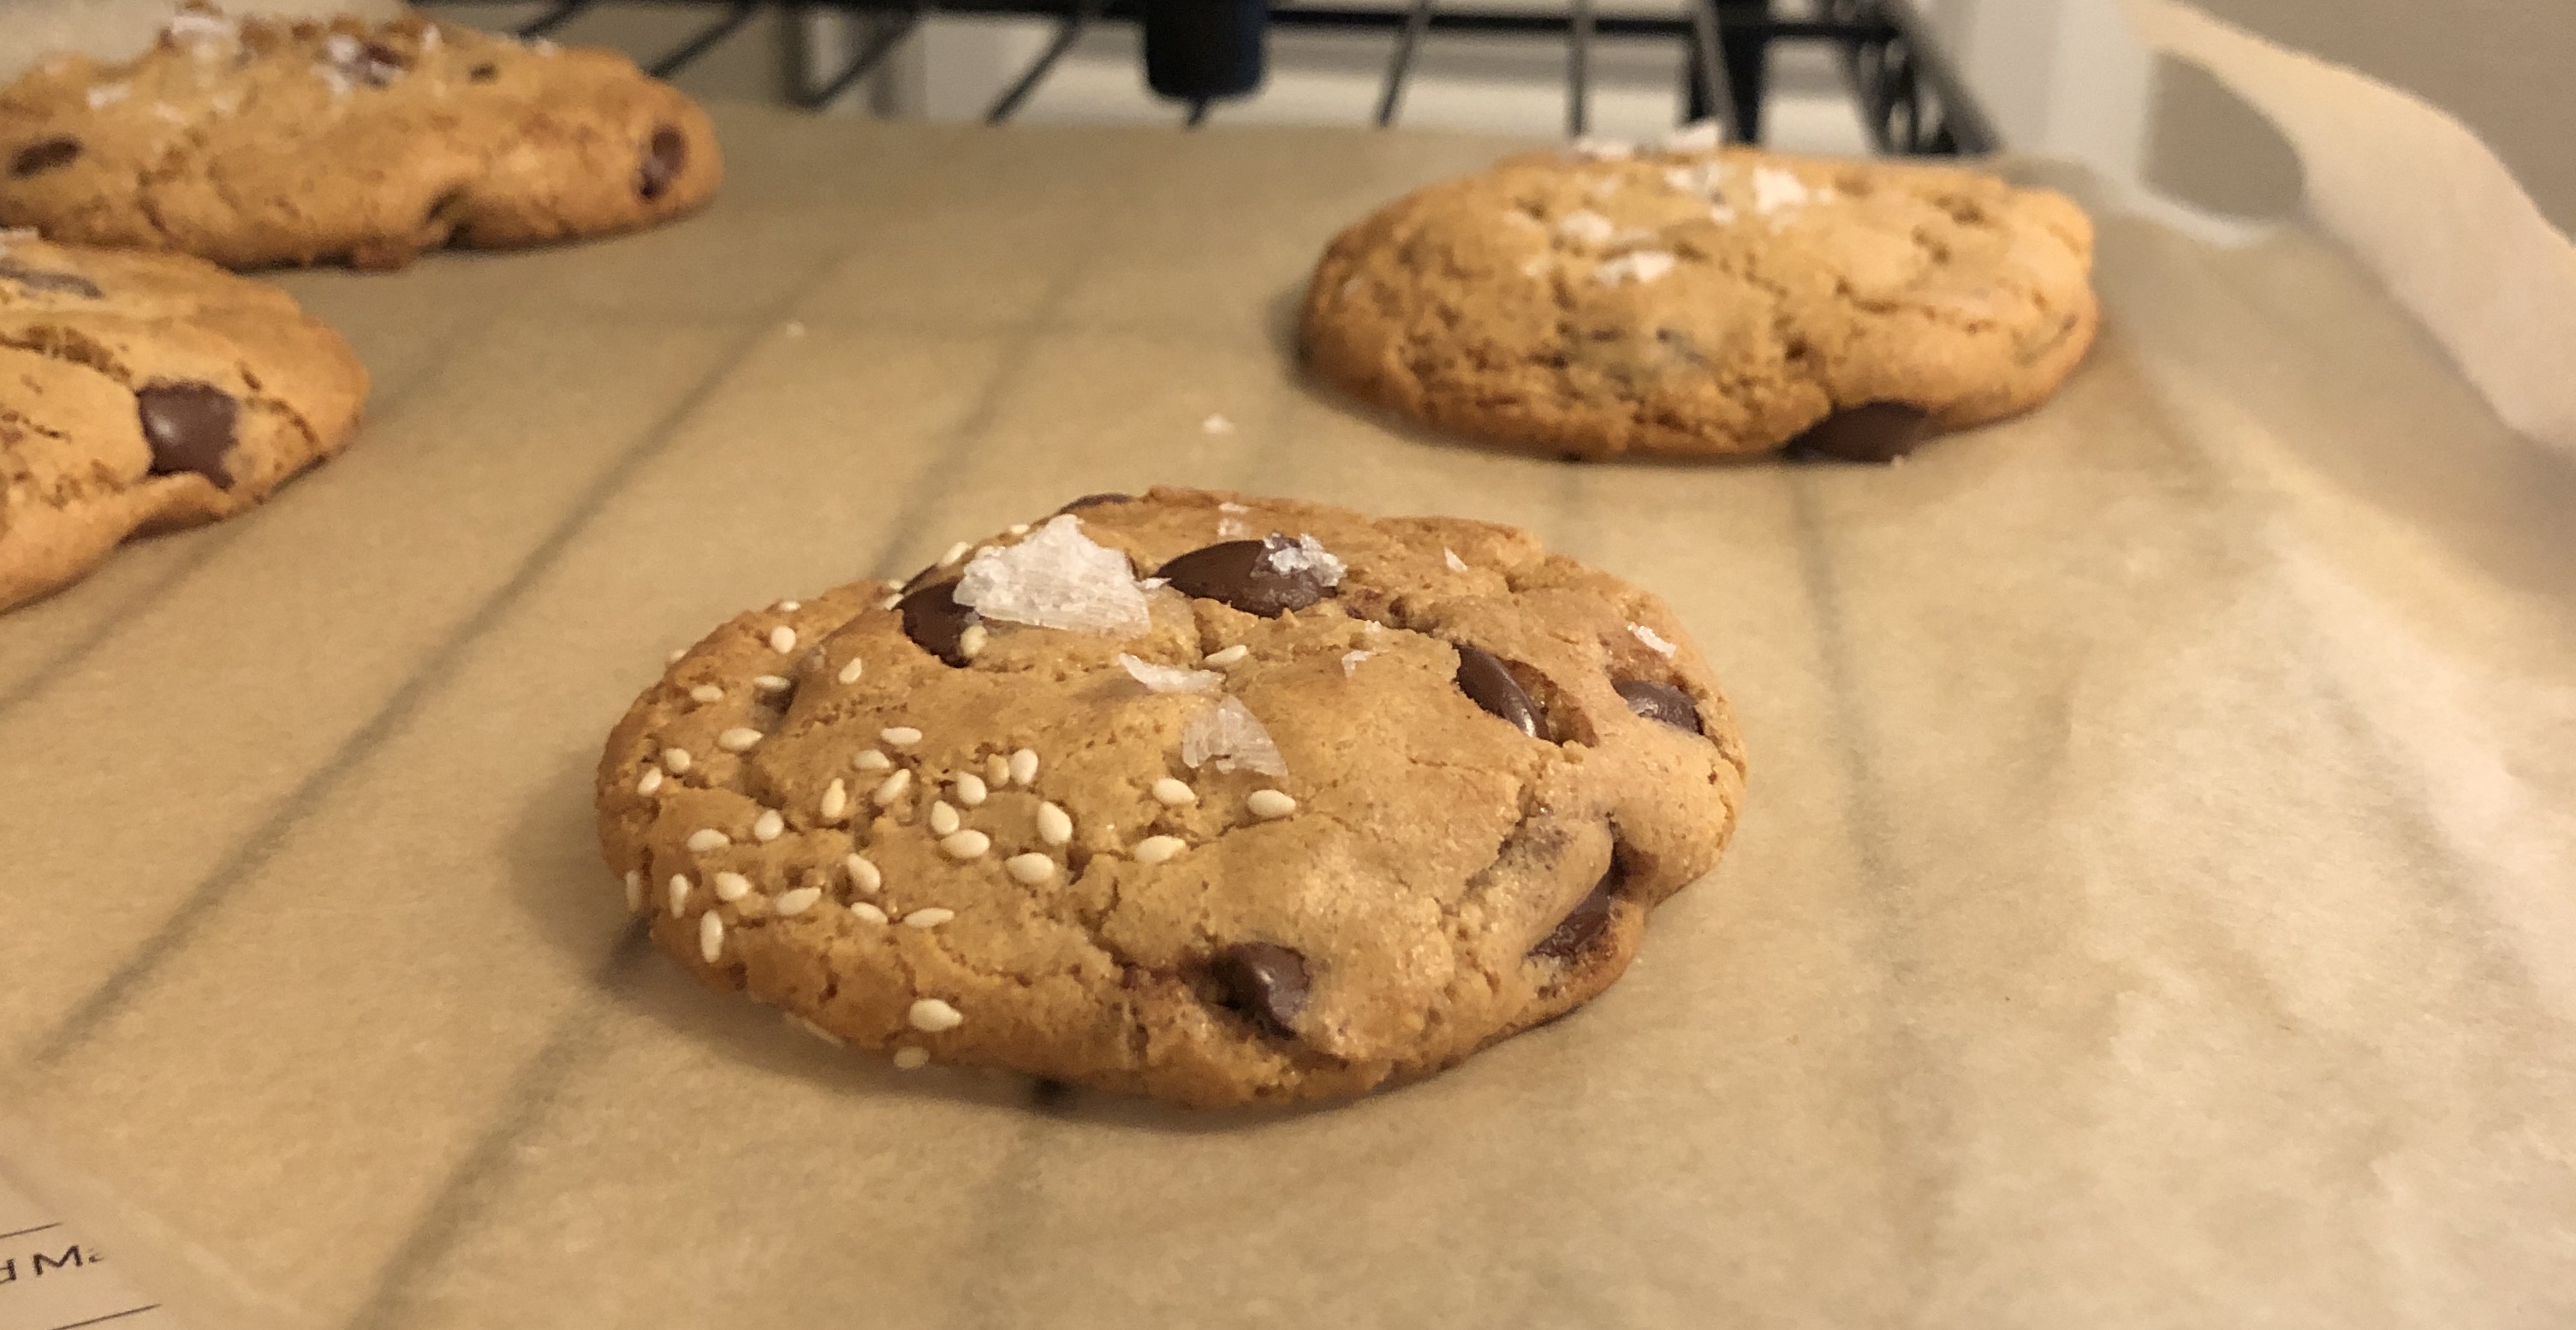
[
  {"x1": 882, "y1": 725, "x2": 923, "y2": 748},
  {"x1": 1203, "y1": 645, "x2": 1250, "y2": 667},
  {"x1": 717, "y1": 727, "x2": 763, "y2": 753},
  {"x1": 668, "y1": 874, "x2": 690, "y2": 917},
  {"x1": 1038, "y1": 801, "x2": 1073, "y2": 846},
  {"x1": 1133, "y1": 835, "x2": 1187, "y2": 864},
  {"x1": 663, "y1": 747, "x2": 693, "y2": 774},
  {"x1": 929, "y1": 801, "x2": 961, "y2": 836},
  {"x1": 623, "y1": 869, "x2": 643, "y2": 912},
  {"x1": 892, "y1": 1046, "x2": 930, "y2": 1069},
  {"x1": 908, "y1": 998, "x2": 964, "y2": 1032},
  {"x1": 1009, "y1": 748, "x2": 1039, "y2": 786},
  {"x1": 714, "y1": 871, "x2": 753, "y2": 902},
  {"x1": 686, "y1": 828, "x2": 730, "y2": 853},
  {"x1": 954, "y1": 772, "x2": 989, "y2": 807},
  {"x1": 1008, "y1": 522, "x2": 1031, "y2": 536},
  {"x1": 880, "y1": 593, "x2": 901, "y2": 610},
  {"x1": 838, "y1": 658, "x2": 866, "y2": 684},
  {"x1": 699, "y1": 911, "x2": 725, "y2": 963},
  {"x1": 846, "y1": 854, "x2": 882, "y2": 894},
  {"x1": 770, "y1": 625, "x2": 797, "y2": 653},
  {"x1": 788, "y1": 1013, "x2": 842, "y2": 1046},
  {"x1": 779, "y1": 600, "x2": 802, "y2": 611},
  {"x1": 958, "y1": 624, "x2": 990, "y2": 659},
  {"x1": 1151, "y1": 777, "x2": 1197, "y2": 807},
  {"x1": 939, "y1": 540, "x2": 972, "y2": 566},
  {"x1": 668, "y1": 647, "x2": 687, "y2": 665},
  {"x1": 636, "y1": 767, "x2": 664, "y2": 796},
  {"x1": 776, "y1": 886, "x2": 823, "y2": 916},
  {"x1": 753, "y1": 674, "x2": 792, "y2": 694},
  {"x1": 820, "y1": 778, "x2": 849, "y2": 822},
  {"x1": 1004, "y1": 853, "x2": 1055, "y2": 885},
  {"x1": 873, "y1": 769, "x2": 913, "y2": 805},
  {"x1": 939, "y1": 829, "x2": 991, "y2": 860},
  {"x1": 903, "y1": 907, "x2": 955, "y2": 929},
  {"x1": 985, "y1": 754, "x2": 1011, "y2": 785},
  {"x1": 753, "y1": 808, "x2": 785, "y2": 842},
  {"x1": 854, "y1": 748, "x2": 891, "y2": 772},
  {"x1": 1247, "y1": 790, "x2": 1299, "y2": 819},
  {"x1": 688, "y1": 684, "x2": 723, "y2": 703}
]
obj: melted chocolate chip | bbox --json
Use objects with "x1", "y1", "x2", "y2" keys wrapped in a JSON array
[
  {"x1": 1783, "y1": 402, "x2": 1932, "y2": 462},
  {"x1": 1454, "y1": 644, "x2": 1540, "y2": 737},
  {"x1": 898, "y1": 580, "x2": 980, "y2": 667},
  {"x1": 638, "y1": 127, "x2": 686, "y2": 201},
  {"x1": 1155, "y1": 538, "x2": 1334, "y2": 617},
  {"x1": 1614, "y1": 679, "x2": 1702, "y2": 735},
  {"x1": 0, "y1": 260, "x2": 100, "y2": 299},
  {"x1": 136, "y1": 382, "x2": 239, "y2": 486},
  {"x1": 1531, "y1": 871, "x2": 1621, "y2": 961},
  {"x1": 10, "y1": 136, "x2": 81, "y2": 177},
  {"x1": 1057, "y1": 492, "x2": 1132, "y2": 512},
  {"x1": 468, "y1": 62, "x2": 499, "y2": 81},
  {"x1": 1212, "y1": 942, "x2": 1309, "y2": 1035}
]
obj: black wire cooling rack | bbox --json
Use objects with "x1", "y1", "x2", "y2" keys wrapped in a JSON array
[{"x1": 431, "y1": 0, "x2": 1995, "y2": 154}]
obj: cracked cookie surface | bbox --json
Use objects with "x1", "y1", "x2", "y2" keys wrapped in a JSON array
[
  {"x1": 1300, "y1": 137, "x2": 2097, "y2": 461},
  {"x1": 0, "y1": 230, "x2": 366, "y2": 611},
  {"x1": 0, "y1": 6, "x2": 722, "y2": 270},
  {"x1": 595, "y1": 487, "x2": 1746, "y2": 1107}
]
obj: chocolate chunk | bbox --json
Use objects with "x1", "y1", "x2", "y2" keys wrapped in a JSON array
[
  {"x1": 898, "y1": 579, "x2": 980, "y2": 667},
  {"x1": 358, "y1": 41, "x2": 407, "y2": 86},
  {"x1": 10, "y1": 136, "x2": 81, "y2": 177},
  {"x1": 1212, "y1": 942, "x2": 1309, "y2": 1035},
  {"x1": 0, "y1": 260, "x2": 100, "y2": 299},
  {"x1": 136, "y1": 382, "x2": 239, "y2": 486},
  {"x1": 1156, "y1": 537, "x2": 1334, "y2": 617},
  {"x1": 1531, "y1": 871, "x2": 1621, "y2": 961},
  {"x1": 1614, "y1": 679, "x2": 1702, "y2": 735},
  {"x1": 637, "y1": 127, "x2": 686, "y2": 201},
  {"x1": 1454, "y1": 644, "x2": 1540, "y2": 737},
  {"x1": 1057, "y1": 492, "x2": 1132, "y2": 512},
  {"x1": 1783, "y1": 402, "x2": 1932, "y2": 462}
]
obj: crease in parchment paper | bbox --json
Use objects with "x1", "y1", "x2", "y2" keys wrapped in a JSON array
[{"x1": 2127, "y1": 0, "x2": 2576, "y2": 452}]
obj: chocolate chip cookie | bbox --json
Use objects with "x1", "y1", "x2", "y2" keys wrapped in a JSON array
[
  {"x1": 595, "y1": 488, "x2": 1746, "y2": 1107},
  {"x1": 1300, "y1": 129, "x2": 2098, "y2": 461},
  {"x1": 0, "y1": 6, "x2": 722, "y2": 270},
  {"x1": 0, "y1": 229, "x2": 366, "y2": 611}
]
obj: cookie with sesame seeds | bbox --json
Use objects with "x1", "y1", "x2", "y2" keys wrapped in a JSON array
[
  {"x1": 0, "y1": 229, "x2": 366, "y2": 611},
  {"x1": 594, "y1": 487, "x2": 1746, "y2": 1107},
  {"x1": 1300, "y1": 128, "x2": 2097, "y2": 462},
  {"x1": 0, "y1": 5, "x2": 721, "y2": 271}
]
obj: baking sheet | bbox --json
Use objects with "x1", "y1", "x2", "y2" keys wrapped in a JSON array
[{"x1": 3, "y1": 32, "x2": 2573, "y2": 1330}]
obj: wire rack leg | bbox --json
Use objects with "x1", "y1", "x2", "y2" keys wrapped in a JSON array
[
  {"x1": 987, "y1": 1, "x2": 1097, "y2": 122},
  {"x1": 1375, "y1": 0, "x2": 1436, "y2": 128},
  {"x1": 1566, "y1": 0, "x2": 1592, "y2": 138}
]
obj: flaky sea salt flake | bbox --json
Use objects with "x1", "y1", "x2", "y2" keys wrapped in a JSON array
[
  {"x1": 1264, "y1": 534, "x2": 1347, "y2": 587},
  {"x1": 1182, "y1": 696, "x2": 1287, "y2": 778},
  {"x1": 1119, "y1": 653, "x2": 1222, "y2": 695},
  {"x1": 1752, "y1": 166, "x2": 1811, "y2": 216},
  {"x1": 1596, "y1": 251, "x2": 1678, "y2": 287},
  {"x1": 1663, "y1": 120, "x2": 1722, "y2": 152},
  {"x1": 1554, "y1": 210, "x2": 1615, "y2": 246},
  {"x1": 1631, "y1": 623, "x2": 1679, "y2": 657},
  {"x1": 1341, "y1": 650, "x2": 1373, "y2": 677},
  {"x1": 954, "y1": 515, "x2": 1152, "y2": 636}
]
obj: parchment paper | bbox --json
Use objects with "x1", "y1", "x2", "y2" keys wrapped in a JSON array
[{"x1": 2, "y1": 9, "x2": 2571, "y2": 1328}]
